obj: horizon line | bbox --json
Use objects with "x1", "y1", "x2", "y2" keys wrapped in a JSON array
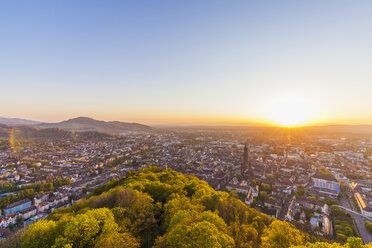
[{"x1": 2, "y1": 115, "x2": 372, "y2": 128}]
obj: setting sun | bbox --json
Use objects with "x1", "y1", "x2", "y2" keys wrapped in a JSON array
[{"x1": 265, "y1": 93, "x2": 316, "y2": 127}]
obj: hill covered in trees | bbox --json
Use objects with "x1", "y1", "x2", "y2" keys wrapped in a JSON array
[
  {"x1": 2, "y1": 167, "x2": 370, "y2": 248},
  {"x1": 36, "y1": 117, "x2": 152, "y2": 134},
  {"x1": 0, "y1": 124, "x2": 115, "y2": 141}
]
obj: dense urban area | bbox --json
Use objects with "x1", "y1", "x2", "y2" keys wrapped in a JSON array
[{"x1": 0, "y1": 125, "x2": 372, "y2": 245}]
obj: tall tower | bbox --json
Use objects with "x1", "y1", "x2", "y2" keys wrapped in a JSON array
[{"x1": 242, "y1": 144, "x2": 248, "y2": 174}]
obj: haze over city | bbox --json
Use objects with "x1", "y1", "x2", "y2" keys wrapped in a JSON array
[{"x1": 1, "y1": 1, "x2": 372, "y2": 126}]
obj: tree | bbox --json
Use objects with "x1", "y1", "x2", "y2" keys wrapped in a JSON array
[
  {"x1": 22, "y1": 220, "x2": 58, "y2": 248},
  {"x1": 331, "y1": 206, "x2": 346, "y2": 218},
  {"x1": 229, "y1": 221, "x2": 259, "y2": 248},
  {"x1": 340, "y1": 181, "x2": 349, "y2": 193},
  {"x1": 295, "y1": 186, "x2": 305, "y2": 196},
  {"x1": 291, "y1": 237, "x2": 372, "y2": 248},
  {"x1": 365, "y1": 222, "x2": 372, "y2": 234},
  {"x1": 53, "y1": 208, "x2": 118, "y2": 248},
  {"x1": 261, "y1": 220, "x2": 305, "y2": 248},
  {"x1": 230, "y1": 189, "x2": 239, "y2": 199},
  {"x1": 0, "y1": 168, "x2": 308, "y2": 248},
  {"x1": 45, "y1": 182, "x2": 54, "y2": 192},
  {"x1": 263, "y1": 184, "x2": 271, "y2": 193},
  {"x1": 63, "y1": 177, "x2": 71, "y2": 185},
  {"x1": 155, "y1": 221, "x2": 235, "y2": 248},
  {"x1": 16, "y1": 215, "x2": 24, "y2": 227},
  {"x1": 163, "y1": 195, "x2": 204, "y2": 230},
  {"x1": 94, "y1": 232, "x2": 140, "y2": 248},
  {"x1": 251, "y1": 180, "x2": 259, "y2": 187},
  {"x1": 258, "y1": 191, "x2": 268, "y2": 201}
]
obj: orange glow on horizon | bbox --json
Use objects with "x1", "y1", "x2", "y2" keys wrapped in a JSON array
[
  {"x1": 3, "y1": 104, "x2": 372, "y2": 127},
  {"x1": 259, "y1": 92, "x2": 324, "y2": 128}
]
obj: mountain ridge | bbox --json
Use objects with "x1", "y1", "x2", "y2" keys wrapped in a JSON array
[
  {"x1": 0, "y1": 117, "x2": 41, "y2": 126},
  {"x1": 36, "y1": 116, "x2": 152, "y2": 134}
]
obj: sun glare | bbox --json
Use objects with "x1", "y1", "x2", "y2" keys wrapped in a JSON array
[{"x1": 265, "y1": 94, "x2": 316, "y2": 127}]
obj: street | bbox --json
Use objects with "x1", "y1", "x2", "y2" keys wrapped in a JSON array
[{"x1": 338, "y1": 194, "x2": 372, "y2": 244}]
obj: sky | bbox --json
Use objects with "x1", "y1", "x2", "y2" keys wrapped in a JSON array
[{"x1": 1, "y1": 0, "x2": 372, "y2": 126}]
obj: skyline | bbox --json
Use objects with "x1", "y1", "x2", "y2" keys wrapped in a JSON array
[{"x1": 2, "y1": 1, "x2": 372, "y2": 126}]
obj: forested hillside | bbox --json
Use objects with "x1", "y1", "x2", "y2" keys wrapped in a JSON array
[{"x1": 2, "y1": 167, "x2": 370, "y2": 248}]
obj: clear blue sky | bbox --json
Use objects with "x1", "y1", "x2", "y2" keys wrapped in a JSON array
[{"x1": 1, "y1": 1, "x2": 372, "y2": 125}]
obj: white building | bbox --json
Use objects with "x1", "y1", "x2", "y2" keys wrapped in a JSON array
[{"x1": 312, "y1": 175, "x2": 340, "y2": 198}]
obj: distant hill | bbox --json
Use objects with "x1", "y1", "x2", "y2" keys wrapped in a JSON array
[
  {"x1": 0, "y1": 124, "x2": 114, "y2": 141},
  {"x1": 36, "y1": 117, "x2": 152, "y2": 134},
  {"x1": 0, "y1": 124, "x2": 11, "y2": 138},
  {"x1": 12, "y1": 127, "x2": 74, "y2": 140},
  {"x1": 0, "y1": 124, "x2": 70, "y2": 140},
  {"x1": 0, "y1": 117, "x2": 40, "y2": 126}
]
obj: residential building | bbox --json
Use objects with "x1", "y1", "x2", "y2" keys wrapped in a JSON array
[{"x1": 3, "y1": 199, "x2": 32, "y2": 215}]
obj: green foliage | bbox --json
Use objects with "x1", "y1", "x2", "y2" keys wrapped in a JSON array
[
  {"x1": 22, "y1": 220, "x2": 59, "y2": 248},
  {"x1": 352, "y1": 196, "x2": 361, "y2": 212},
  {"x1": 318, "y1": 167, "x2": 333, "y2": 179},
  {"x1": 229, "y1": 221, "x2": 259, "y2": 248},
  {"x1": 331, "y1": 206, "x2": 347, "y2": 218},
  {"x1": 330, "y1": 205, "x2": 356, "y2": 243},
  {"x1": 251, "y1": 179, "x2": 259, "y2": 187},
  {"x1": 156, "y1": 220, "x2": 235, "y2": 248},
  {"x1": 263, "y1": 184, "x2": 271, "y2": 193},
  {"x1": 340, "y1": 182, "x2": 349, "y2": 193},
  {"x1": 53, "y1": 208, "x2": 120, "y2": 248},
  {"x1": 333, "y1": 219, "x2": 355, "y2": 243},
  {"x1": 323, "y1": 198, "x2": 338, "y2": 206},
  {"x1": 258, "y1": 191, "x2": 268, "y2": 201},
  {"x1": 261, "y1": 220, "x2": 306, "y2": 248},
  {"x1": 0, "y1": 176, "x2": 71, "y2": 209},
  {"x1": 295, "y1": 186, "x2": 305, "y2": 196},
  {"x1": 155, "y1": 209, "x2": 235, "y2": 248},
  {"x1": 365, "y1": 222, "x2": 372, "y2": 234},
  {"x1": 0, "y1": 188, "x2": 35, "y2": 209},
  {"x1": 291, "y1": 237, "x2": 372, "y2": 248},
  {"x1": 94, "y1": 232, "x2": 140, "y2": 248},
  {"x1": 2, "y1": 167, "x2": 327, "y2": 248}
]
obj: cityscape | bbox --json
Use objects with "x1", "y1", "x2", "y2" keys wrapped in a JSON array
[
  {"x1": 2, "y1": 1, "x2": 372, "y2": 247},
  {"x1": 0, "y1": 119, "x2": 372, "y2": 246}
]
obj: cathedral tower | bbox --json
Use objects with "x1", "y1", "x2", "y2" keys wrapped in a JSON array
[{"x1": 242, "y1": 144, "x2": 248, "y2": 174}]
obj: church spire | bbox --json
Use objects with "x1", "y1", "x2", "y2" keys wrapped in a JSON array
[{"x1": 242, "y1": 144, "x2": 248, "y2": 175}]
